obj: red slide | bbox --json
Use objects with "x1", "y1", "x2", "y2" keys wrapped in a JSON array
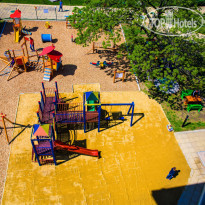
[{"x1": 54, "y1": 140, "x2": 99, "y2": 158}]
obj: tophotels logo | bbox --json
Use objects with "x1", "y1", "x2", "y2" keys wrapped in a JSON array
[{"x1": 142, "y1": 6, "x2": 204, "y2": 36}]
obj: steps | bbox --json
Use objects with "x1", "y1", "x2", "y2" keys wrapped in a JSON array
[{"x1": 43, "y1": 67, "x2": 52, "y2": 81}]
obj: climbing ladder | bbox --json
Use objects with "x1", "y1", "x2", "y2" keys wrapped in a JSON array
[{"x1": 43, "y1": 67, "x2": 52, "y2": 81}]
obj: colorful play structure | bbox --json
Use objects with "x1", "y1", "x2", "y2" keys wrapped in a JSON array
[
  {"x1": 10, "y1": 9, "x2": 32, "y2": 43},
  {"x1": 0, "y1": 43, "x2": 62, "y2": 81},
  {"x1": 33, "y1": 82, "x2": 135, "y2": 165},
  {"x1": 90, "y1": 61, "x2": 113, "y2": 69},
  {"x1": 31, "y1": 124, "x2": 99, "y2": 166},
  {"x1": 39, "y1": 45, "x2": 63, "y2": 81},
  {"x1": 86, "y1": 42, "x2": 118, "y2": 54},
  {"x1": 0, "y1": 37, "x2": 39, "y2": 80},
  {"x1": 181, "y1": 89, "x2": 203, "y2": 112}
]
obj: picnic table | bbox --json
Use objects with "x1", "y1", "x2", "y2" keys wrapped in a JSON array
[{"x1": 184, "y1": 96, "x2": 202, "y2": 105}]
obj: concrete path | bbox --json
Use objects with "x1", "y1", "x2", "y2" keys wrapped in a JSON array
[
  {"x1": 0, "y1": 3, "x2": 83, "y2": 21},
  {"x1": 175, "y1": 130, "x2": 205, "y2": 205}
]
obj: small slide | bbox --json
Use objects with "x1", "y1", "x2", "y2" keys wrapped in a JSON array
[
  {"x1": 54, "y1": 140, "x2": 99, "y2": 158},
  {"x1": 43, "y1": 67, "x2": 51, "y2": 81}
]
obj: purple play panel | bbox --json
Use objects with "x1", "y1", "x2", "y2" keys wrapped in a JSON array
[
  {"x1": 41, "y1": 96, "x2": 55, "y2": 123},
  {"x1": 198, "y1": 151, "x2": 205, "y2": 167}
]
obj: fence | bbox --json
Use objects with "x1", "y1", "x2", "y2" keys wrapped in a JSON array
[{"x1": 0, "y1": 3, "x2": 83, "y2": 21}]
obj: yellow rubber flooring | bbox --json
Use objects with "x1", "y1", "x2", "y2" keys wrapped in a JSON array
[{"x1": 2, "y1": 85, "x2": 190, "y2": 205}]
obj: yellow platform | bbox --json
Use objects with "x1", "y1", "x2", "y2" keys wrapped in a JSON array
[{"x1": 2, "y1": 87, "x2": 190, "y2": 205}]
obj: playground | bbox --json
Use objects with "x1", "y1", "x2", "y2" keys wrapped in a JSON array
[
  {"x1": 1, "y1": 83, "x2": 190, "y2": 204},
  {"x1": 0, "y1": 19, "x2": 137, "y2": 202},
  {"x1": 0, "y1": 11, "x2": 201, "y2": 204}
]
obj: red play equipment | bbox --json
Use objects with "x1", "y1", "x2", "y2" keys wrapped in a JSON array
[
  {"x1": 39, "y1": 45, "x2": 63, "y2": 81},
  {"x1": 54, "y1": 140, "x2": 99, "y2": 157},
  {"x1": 31, "y1": 124, "x2": 99, "y2": 166}
]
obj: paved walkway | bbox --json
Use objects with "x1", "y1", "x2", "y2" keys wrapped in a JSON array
[
  {"x1": 175, "y1": 130, "x2": 205, "y2": 205},
  {"x1": 0, "y1": 3, "x2": 83, "y2": 20}
]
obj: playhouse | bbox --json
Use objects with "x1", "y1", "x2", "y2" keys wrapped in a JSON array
[{"x1": 39, "y1": 45, "x2": 63, "y2": 81}]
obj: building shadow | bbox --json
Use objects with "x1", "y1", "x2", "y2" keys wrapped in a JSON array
[{"x1": 152, "y1": 183, "x2": 205, "y2": 205}]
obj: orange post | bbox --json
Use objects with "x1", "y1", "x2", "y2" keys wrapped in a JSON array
[{"x1": 1, "y1": 114, "x2": 9, "y2": 144}]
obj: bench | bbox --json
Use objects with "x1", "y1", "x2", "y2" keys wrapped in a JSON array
[
  {"x1": 187, "y1": 104, "x2": 203, "y2": 112},
  {"x1": 181, "y1": 89, "x2": 193, "y2": 100}
]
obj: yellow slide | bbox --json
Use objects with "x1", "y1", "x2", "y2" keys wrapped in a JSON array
[{"x1": 14, "y1": 28, "x2": 19, "y2": 43}]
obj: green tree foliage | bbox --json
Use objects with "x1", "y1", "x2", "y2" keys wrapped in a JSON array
[{"x1": 69, "y1": 0, "x2": 205, "y2": 104}]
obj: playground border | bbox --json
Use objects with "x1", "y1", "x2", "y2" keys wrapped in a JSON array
[
  {"x1": 0, "y1": 93, "x2": 21, "y2": 205},
  {"x1": 175, "y1": 129, "x2": 205, "y2": 134},
  {"x1": 72, "y1": 83, "x2": 101, "y2": 93}
]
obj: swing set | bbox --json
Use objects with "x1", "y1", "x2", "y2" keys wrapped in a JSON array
[{"x1": 0, "y1": 113, "x2": 30, "y2": 144}]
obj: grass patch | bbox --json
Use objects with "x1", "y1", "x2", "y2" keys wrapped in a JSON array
[{"x1": 162, "y1": 102, "x2": 205, "y2": 132}]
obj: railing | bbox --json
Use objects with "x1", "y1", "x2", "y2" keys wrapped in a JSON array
[
  {"x1": 55, "y1": 112, "x2": 84, "y2": 123},
  {"x1": 56, "y1": 102, "x2": 83, "y2": 112}
]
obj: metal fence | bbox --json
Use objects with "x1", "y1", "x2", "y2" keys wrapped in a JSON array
[{"x1": 0, "y1": 3, "x2": 82, "y2": 21}]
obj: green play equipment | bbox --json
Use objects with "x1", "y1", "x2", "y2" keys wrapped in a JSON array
[
  {"x1": 181, "y1": 90, "x2": 193, "y2": 100},
  {"x1": 187, "y1": 104, "x2": 203, "y2": 112},
  {"x1": 85, "y1": 91, "x2": 100, "y2": 111}
]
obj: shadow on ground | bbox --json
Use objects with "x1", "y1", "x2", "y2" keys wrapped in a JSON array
[{"x1": 152, "y1": 182, "x2": 205, "y2": 205}]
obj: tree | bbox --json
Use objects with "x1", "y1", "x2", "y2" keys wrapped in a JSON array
[{"x1": 69, "y1": 0, "x2": 205, "y2": 103}]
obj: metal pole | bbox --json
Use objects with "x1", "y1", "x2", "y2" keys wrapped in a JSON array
[
  {"x1": 98, "y1": 105, "x2": 101, "y2": 132},
  {"x1": 2, "y1": 116, "x2": 9, "y2": 144},
  {"x1": 182, "y1": 115, "x2": 189, "y2": 127},
  {"x1": 55, "y1": 7, "x2": 57, "y2": 20},
  {"x1": 35, "y1": 7, "x2": 38, "y2": 20},
  {"x1": 49, "y1": 139, "x2": 57, "y2": 165},
  {"x1": 31, "y1": 140, "x2": 41, "y2": 166},
  {"x1": 130, "y1": 102, "x2": 134, "y2": 127}
]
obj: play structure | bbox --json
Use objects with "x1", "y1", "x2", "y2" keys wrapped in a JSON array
[
  {"x1": 90, "y1": 61, "x2": 113, "y2": 69},
  {"x1": 41, "y1": 34, "x2": 52, "y2": 42},
  {"x1": 34, "y1": 82, "x2": 135, "y2": 165},
  {"x1": 86, "y1": 42, "x2": 118, "y2": 54},
  {"x1": 31, "y1": 124, "x2": 99, "y2": 166},
  {"x1": 10, "y1": 9, "x2": 32, "y2": 43},
  {"x1": 0, "y1": 37, "x2": 39, "y2": 80},
  {"x1": 181, "y1": 90, "x2": 203, "y2": 112},
  {"x1": 37, "y1": 82, "x2": 135, "y2": 133},
  {"x1": 39, "y1": 45, "x2": 63, "y2": 81}
]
